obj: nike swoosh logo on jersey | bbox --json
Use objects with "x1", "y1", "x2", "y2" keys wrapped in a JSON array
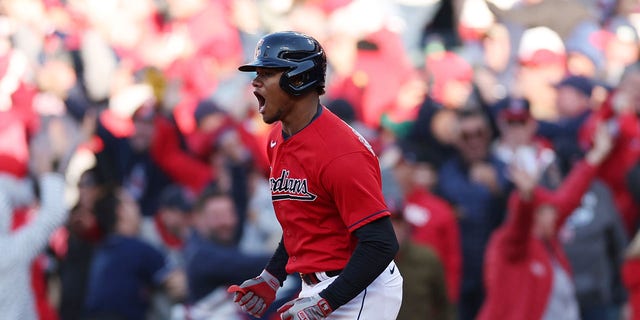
[
  {"x1": 390, "y1": 265, "x2": 396, "y2": 274},
  {"x1": 270, "y1": 140, "x2": 277, "y2": 148}
]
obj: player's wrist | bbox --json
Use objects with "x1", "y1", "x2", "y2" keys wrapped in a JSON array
[
  {"x1": 259, "y1": 269, "x2": 281, "y2": 291},
  {"x1": 312, "y1": 294, "x2": 333, "y2": 316},
  {"x1": 318, "y1": 290, "x2": 339, "y2": 311},
  {"x1": 277, "y1": 294, "x2": 334, "y2": 319}
]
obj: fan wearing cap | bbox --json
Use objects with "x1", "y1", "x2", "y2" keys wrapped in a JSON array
[
  {"x1": 493, "y1": 97, "x2": 557, "y2": 185},
  {"x1": 391, "y1": 141, "x2": 462, "y2": 305},
  {"x1": 436, "y1": 107, "x2": 511, "y2": 320},
  {"x1": 553, "y1": 75, "x2": 594, "y2": 120},
  {"x1": 182, "y1": 183, "x2": 273, "y2": 314},
  {"x1": 478, "y1": 122, "x2": 614, "y2": 320},
  {"x1": 140, "y1": 184, "x2": 193, "y2": 262},
  {"x1": 139, "y1": 185, "x2": 195, "y2": 320},
  {"x1": 600, "y1": 17, "x2": 640, "y2": 86},
  {"x1": 578, "y1": 62, "x2": 640, "y2": 236},
  {"x1": 513, "y1": 27, "x2": 568, "y2": 120},
  {"x1": 84, "y1": 188, "x2": 187, "y2": 320},
  {"x1": 536, "y1": 75, "x2": 595, "y2": 176}
]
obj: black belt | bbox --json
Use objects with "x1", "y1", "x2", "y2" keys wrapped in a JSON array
[{"x1": 299, "y1": 269, "x2": 343, "y2": 285}]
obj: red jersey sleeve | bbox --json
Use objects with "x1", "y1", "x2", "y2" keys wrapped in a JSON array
[
  {"x1": 499, "y1": 189, "x2": 539, "y2": 262},
  {"x1": 320, "y1": 151, "x2": 389, "y2": 232},
  {"x1": 622, "y1": 258, "x2": 640, "y2": 320},
  {"x1": 550, "y1": 160, "x2": 598, "y2": 229}
]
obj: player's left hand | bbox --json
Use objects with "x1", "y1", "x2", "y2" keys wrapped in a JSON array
[{"x1": 277, "y1": 294, "x2": 333, "y2": 320}]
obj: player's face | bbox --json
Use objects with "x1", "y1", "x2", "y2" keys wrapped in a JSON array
[{"x1": 252, "y1": 67, "x2": 296, "y2": 124}]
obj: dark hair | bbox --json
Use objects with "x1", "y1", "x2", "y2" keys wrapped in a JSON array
[
  {"x1": 327, "y1": 99, "x2": 356, "y2": 124},
  {"x1": 456, "y1": 107, "x2": 488, "y2": 122},
  {"x1": 193, "y1": 182, "x2": 232, "y2": 213},
  {"x1": 456, "y1": 107, "x2": 496, "y2": 143},
  {"x1": 79, "y1": 166, "x2": 109, "y2": 188},
  {"x1": 158, "y1": 184, "x2": 193, "y2": 213}
]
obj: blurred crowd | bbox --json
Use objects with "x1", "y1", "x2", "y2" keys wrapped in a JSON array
[{"x1": 2, "y1": 0, "x2": 640, "y2": 319}]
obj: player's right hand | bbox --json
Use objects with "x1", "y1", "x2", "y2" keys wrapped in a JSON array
[
  {"x1": 277, "y1": 294, "x2": 333, "y2": 320},
  {"x1": 228, "y1": 270, "x2": 279, "y2": 318}
]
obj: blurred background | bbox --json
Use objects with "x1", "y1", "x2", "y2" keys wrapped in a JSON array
[{"x1": 1, "y1": 0, "x2": 640, "y2": 319}]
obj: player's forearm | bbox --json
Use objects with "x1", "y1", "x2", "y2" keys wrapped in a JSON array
[
  {"x1": 264, "y1": 238, "x2": 289, "y2": 286},
  {"x1": 320, "y1": 216, "x2": 398, "y2": 310}
]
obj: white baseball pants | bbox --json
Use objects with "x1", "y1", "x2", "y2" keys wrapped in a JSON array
[{"x1": 297, "y1": 261, "x2": 402, "y2": 320}]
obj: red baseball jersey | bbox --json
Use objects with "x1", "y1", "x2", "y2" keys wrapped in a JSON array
[{"x1": 266, "y1": 106, "x2": 390, "y2": 274}]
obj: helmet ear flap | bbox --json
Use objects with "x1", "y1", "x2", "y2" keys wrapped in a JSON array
[
  {"x1": 280, "y1": 60, "x2": 318, "y2": 96},
  {"x1": 239, "y1": 31, "x2": 327, "y2": 95}
]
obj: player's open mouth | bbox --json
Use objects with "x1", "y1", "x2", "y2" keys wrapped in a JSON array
[{"x1": 255, "y1": 92, "x2": 266, "y2": 113}]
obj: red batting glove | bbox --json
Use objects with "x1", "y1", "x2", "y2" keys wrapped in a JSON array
[
  {"x1": 277, "y1": 294, "x2": 333, "y2": 320},
  {"x1": 228, "y1": 270, "x2": 279, "y2": 318}
]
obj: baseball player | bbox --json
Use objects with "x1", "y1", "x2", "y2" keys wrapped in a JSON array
[{"x1": 227, "y1": 31, "x2": 403, "y2": 320}]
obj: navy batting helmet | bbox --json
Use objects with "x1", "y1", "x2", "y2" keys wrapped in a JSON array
[{"x1": 239, "y1": 31, "x2": 326, "y2": 96}]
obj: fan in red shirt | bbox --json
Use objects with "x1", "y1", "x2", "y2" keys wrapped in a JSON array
[
  {"x1": 579, "y1": 62, "x2": 640, "y2": 236},
  {"x1": 623, "y1": 230, "x2": 640, "y2": 320},
  {"x1": 0, "y1": 49, "x2": 39, "y2": 178},
  {"x1": 479, "y1": 122, "x2": 614, "y2": 320},
  {"x1": 392, "y1": 143, "x2": 461, "y2": 303}
]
